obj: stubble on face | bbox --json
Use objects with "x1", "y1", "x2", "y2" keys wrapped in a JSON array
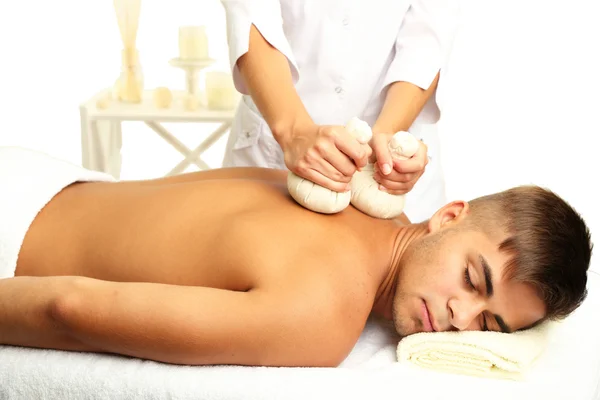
[{"x1": 390, "y1": 230, "x2": 449, "y2": 337}]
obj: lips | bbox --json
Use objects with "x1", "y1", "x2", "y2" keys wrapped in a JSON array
[{"x1": 421, "y1": 300, "x2": 435, "y2": 332}]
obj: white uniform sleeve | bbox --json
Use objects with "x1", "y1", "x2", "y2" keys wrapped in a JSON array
[
  {"x1": 384, "y1": 0, "x2": 460, "y2": 90},
  {"x1": 220, "y1": 0, "x2": 300, "y2": 94}
]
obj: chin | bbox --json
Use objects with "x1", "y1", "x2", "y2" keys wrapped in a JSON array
[
  {"x1": 391, "y1": 295, "x2": 426, "y2": 337},
  {"x1": 393, "y1": 320, "x2": 419, "y2": 338},
  {"x1": 391, "y1": 309, "x2": 418, "y2": 338}
]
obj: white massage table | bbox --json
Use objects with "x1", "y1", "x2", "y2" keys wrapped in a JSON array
[{"x1": 1, "y1": 271, "x2": 599, "y2": 400}]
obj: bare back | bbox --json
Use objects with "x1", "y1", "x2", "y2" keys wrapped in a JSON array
[{"x1": 17, "y1": 168, "x2": 401, "y2": 296}]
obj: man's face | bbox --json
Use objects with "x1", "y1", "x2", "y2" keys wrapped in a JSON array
[{"x1": 392, "y1": 201, "x2": 546, "y2": 336}]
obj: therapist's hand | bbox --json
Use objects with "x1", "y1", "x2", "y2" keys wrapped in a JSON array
[
  {"x1": 370, "y1": 132, "x2": 428, "y2": 195},
  {"x1": 283, "y1": 122, "x2": 372, "y2": 192}
]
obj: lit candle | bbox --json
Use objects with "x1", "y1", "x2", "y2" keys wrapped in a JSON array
[
  {"x1": 178, "y1": 26, "x2": 208, "y2": 60},
  {"x1": 206, "y1": 71, "x2": 238, "y2": 110}
]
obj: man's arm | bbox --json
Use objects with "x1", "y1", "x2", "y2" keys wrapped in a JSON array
[{"x1": 0, "y1": 276, "x2": 350, "y2": 367}]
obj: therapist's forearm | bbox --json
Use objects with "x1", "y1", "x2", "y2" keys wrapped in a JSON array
[
  {"x1": 237, "y1": 24, "x2": 312, "y2": 148},
  {"x1": 372, "y1": 73, "x2": 440, "y2": 134}
]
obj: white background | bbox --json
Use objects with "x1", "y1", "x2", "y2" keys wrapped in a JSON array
[{"x1": 0, "y1": 0, "x2": 598, "y2": 272}]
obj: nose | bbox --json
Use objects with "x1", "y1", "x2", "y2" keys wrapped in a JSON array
[{"x1": 448, "y1": 296, "x2": 486, "y2": 331}]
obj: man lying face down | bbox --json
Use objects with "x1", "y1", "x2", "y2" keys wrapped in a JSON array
[{"x1": 0, "y1": 163, "x2": 592, "y2": 368}]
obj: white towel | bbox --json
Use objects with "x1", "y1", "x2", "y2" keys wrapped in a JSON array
[
  {"x1": 0, "y1": 317, "x2": 401, "y2": 400},
  {"x1": 0, "y1": 146, "x2": 115, "y2": 278},
  {"x1": 396, "y1": 321, "x2": 555, "y2": 380}
]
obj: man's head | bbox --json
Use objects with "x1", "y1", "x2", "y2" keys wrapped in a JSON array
[{"x1": 392, "y1": 185, "x2": 593, "y2": 336}]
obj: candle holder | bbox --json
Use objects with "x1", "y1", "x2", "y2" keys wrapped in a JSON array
[{"x1": 169, "y1": 57, "x2": 216, "y2": 96}]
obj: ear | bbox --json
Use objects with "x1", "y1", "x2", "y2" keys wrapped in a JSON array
[{"x1": 427, "y1": 200, "x2": 470, "y2": 233}]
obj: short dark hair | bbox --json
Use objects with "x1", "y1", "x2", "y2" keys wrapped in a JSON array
[{"x1": 468, "y1": 185, "x2": 593, "y2": 321}]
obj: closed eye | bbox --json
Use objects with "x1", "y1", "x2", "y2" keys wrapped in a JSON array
[
  {"x1": 482, "y1": 316, "x2": 489, "y2": 331},
  {"x1": 464, "y1": 267, "x2": 489, "y2": 331},
  {"x1": 464, "y1": 267, "x2": 475, "y2": 290}
]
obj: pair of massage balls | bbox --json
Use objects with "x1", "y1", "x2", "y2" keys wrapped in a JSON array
[{"x1": 287, "y1": 117, "x2": 420, "y2": 219}]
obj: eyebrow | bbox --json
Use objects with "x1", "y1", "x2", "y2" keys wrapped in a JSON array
[{"x1": 478, "y1": 254, "x2": 512, "y2": 333}]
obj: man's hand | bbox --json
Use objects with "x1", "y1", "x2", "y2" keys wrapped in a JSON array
[
  {"x1": 370, "y1": 132, "x2": 428, "y2": 195},
  {"x1": 282, "y1": 123, "x2": 372, "y2": 193}
]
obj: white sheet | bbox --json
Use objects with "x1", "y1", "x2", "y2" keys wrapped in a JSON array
[
  {"x1": 1, "y1": 271, "x2": 599, "y2": 400},
  {"x1": 0, "y1": 147, "x2": 115, "y2": 279}
]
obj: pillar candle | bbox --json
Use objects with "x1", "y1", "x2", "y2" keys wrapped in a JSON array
[
  {"x1": 178, "y1": 26, "x2": 208, "y2": 60},
  {"x1": 206, "y1": 71, "x2": 238, "y2": 110}
]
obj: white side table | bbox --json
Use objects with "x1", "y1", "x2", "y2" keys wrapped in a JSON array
[{"x1": 79, "y1": 89, "x2": 236, "y2": 179}]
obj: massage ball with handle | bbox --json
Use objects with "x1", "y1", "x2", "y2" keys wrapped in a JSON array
[
  {"x1": 349, "y1": 130, "x2": 420, "y2": 219},
  {"x1": 287, "y1": 117, "x2": 373, "y2": 214}
]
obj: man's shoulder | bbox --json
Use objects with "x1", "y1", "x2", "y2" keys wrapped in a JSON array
[{"x1": 259, "y1": 274, "x2": 372, "y2": 366}]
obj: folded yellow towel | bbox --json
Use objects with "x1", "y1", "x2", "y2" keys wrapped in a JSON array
[{"x1": 396, "y1": 322, "x2": 555, "y2": 380}]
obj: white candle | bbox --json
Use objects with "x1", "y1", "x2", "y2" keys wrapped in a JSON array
[
  {"x1": 206, "y1": 71, "x2": 238, "y2": 110},
  {"x1": 178, "y1": 26, "x2": 208, "y2": 60}
]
